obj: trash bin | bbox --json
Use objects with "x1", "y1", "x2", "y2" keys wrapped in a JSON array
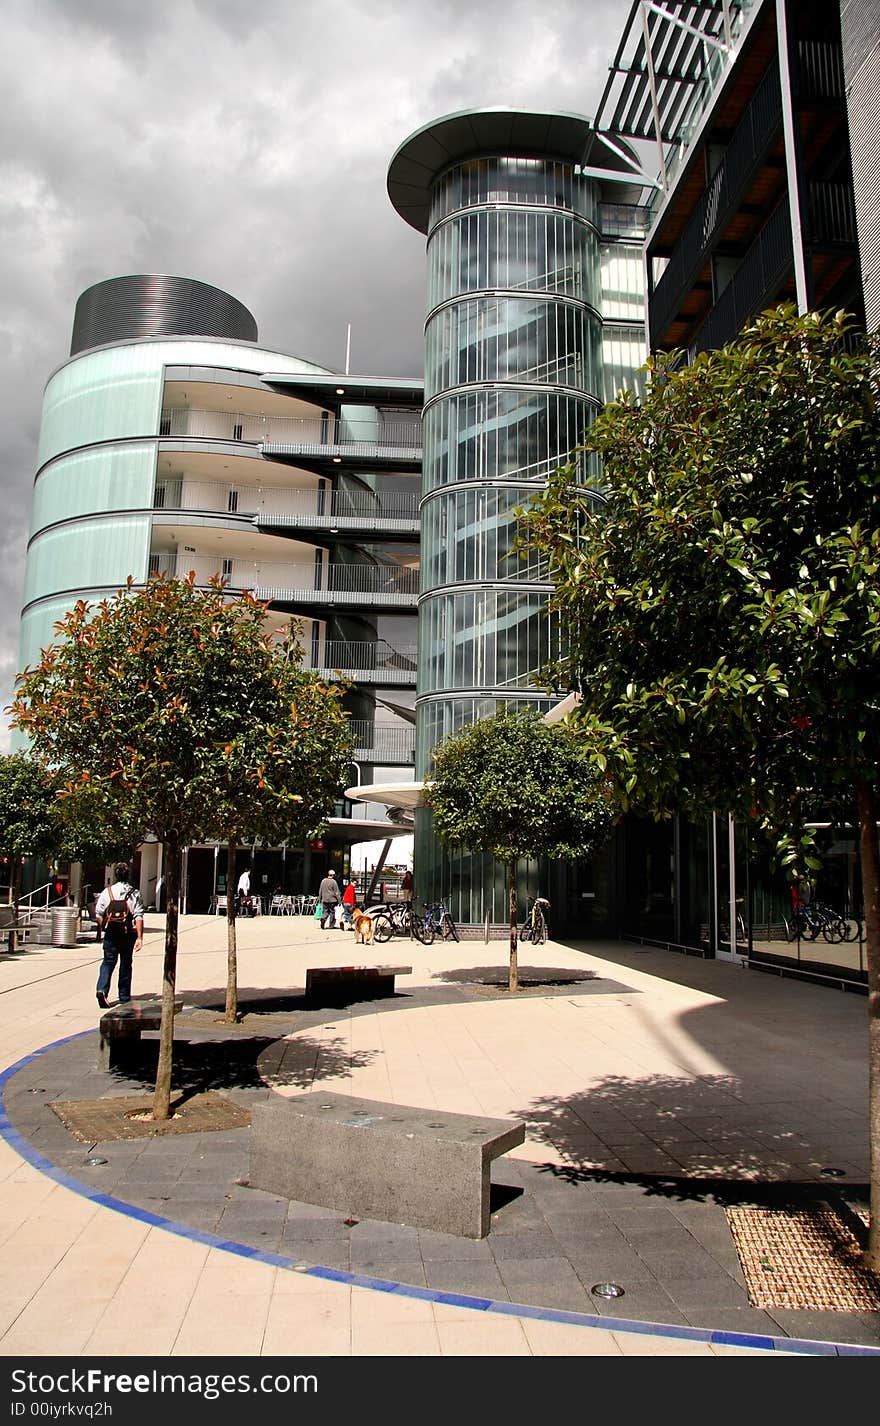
[{"x1": 51, "y1": 907, "x2": 80, "y2": 948}]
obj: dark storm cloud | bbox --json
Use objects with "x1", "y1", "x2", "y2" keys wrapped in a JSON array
[{"x1": 0, "y1": 0, "x2": 628, "y2": 746}]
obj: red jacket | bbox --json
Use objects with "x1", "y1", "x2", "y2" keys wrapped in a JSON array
[{"x1": 343, "y1": 884, "x2": 357, "y2": 907}]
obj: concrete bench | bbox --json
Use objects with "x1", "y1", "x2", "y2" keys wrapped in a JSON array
[
  {"x1": 249, "y1": 1090, "x2": 525, "y2": 1238},
  {"x1": 304, "y1": 964, "x2": 411, "y2": 1003},
  {"x1": 98, "y1": 996, "x2": 183, "y2": 1070}
]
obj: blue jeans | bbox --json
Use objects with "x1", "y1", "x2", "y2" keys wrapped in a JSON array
[
  {"x1": 96, "y1": 934, "x2": 135, "y2": 1002},
  {"x1": 321, "y1": 902, "x2": 339, "y2": 928}
]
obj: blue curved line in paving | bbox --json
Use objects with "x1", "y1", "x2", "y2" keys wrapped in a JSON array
[{"x1": 1, "y1": 1031, "x2": 877, "y2": 1358}]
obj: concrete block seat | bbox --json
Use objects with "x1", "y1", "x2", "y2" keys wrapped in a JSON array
[
  {"x1": 304, "y1": 964, "x2": 411, "y2": 1002},
  {"x1": 98, "y1": 995, "x2": 183, "y2": 1070},
  {"x1": 250, "y1": 1091, "x2": 525, "y2": 1238}
]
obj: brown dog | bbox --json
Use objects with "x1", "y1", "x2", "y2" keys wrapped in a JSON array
[{"x1": 352, "y1": 909, "x2": 375, "y2": 945}]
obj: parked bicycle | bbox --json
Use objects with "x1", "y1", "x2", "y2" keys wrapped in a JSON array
[
  {"x1": 783, "y1": 901, "x2": 859, "y2": 944},
  {"x1": 422, "y1": 899, "x2": 460, "y2": 942},
  {"x1": 519, "y1": 895, "x2": 550, "y2": 945},
  {"x1": 368, "y1": 898, "x2": 433, "y2": 944}
]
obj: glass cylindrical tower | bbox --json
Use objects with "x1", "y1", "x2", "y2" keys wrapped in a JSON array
[{"x1": 388, "y1": 109, "x2": 619, "y2": 922}]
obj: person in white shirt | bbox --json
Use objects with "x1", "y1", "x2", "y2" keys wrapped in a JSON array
[
  {"x1": 237, "y1": 867, "x2": 255, "y2": 917},
  {"x1": 95, "y1": 863, "x2": 144, "y2": 1008}
]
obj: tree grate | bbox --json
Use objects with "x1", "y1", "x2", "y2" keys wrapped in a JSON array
[{"x1": 726, "y1": 1202, "x2": 880, "y2": 1312}]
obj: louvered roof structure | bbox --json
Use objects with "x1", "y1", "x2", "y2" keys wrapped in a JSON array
[{"x1": 594, "y1": 1, "x2": 755, "y2": 188}]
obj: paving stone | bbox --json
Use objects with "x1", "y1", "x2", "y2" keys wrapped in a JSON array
[
  {"x1": 488, "y1": 1230, "x2": 562, "y2": 1260},
  {"x1": 424, "y1": 1260, "x2": 509, "y2": 1298},
  {"x1": 417, "y1": 1233, "x2": 494, "y2": 1262}
]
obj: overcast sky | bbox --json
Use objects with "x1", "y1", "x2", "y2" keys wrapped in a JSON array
[{"x1": 0, "y1": 0, "x2": 628, "y2": 749}]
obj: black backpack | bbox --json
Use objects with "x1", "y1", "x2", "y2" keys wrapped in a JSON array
[{"x1": 103, "y1": 886, "x2": 134, "y2": 936}]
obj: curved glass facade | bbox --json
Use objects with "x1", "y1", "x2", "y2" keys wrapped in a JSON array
[
  {"x1": 415, "y1": 149, "x2": 606, "y2": 920},
  {"x1": 423, "y1": 388, "x2": 596, "y2": 490},
  {"x1": 425, "y1": 295, "x2": 602, "y2": 398},
  {"x1": 428, "y1": 208, "x2": 600, "y2": 306},
  {"x1": 421, "y1": 487, "x2": 548, "y2": 589},
  {"x1": 429, "y1": 158, "x2": 598, "y2": 228},
  {"x1": 21, "y1": 337, "x2": 328, "y2": 686}
]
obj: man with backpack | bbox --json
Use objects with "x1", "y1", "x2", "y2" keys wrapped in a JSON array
[{"x1": 94, "y1": 862, "x2": 145, "y2": 1008}]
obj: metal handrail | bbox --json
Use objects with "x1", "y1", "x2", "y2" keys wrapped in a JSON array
[
  {"x1": 149, "y1": 555, "x2": 419, "y2": 597},
  {"x1": 304, "y1": 641, "x2": 417, "y2": 674},
  {"x1": 153, "y1": 479, "x2": 420, "y2": 523},
  {"x1": 160, "y1": 408, "x2": 422, "y2": 449}
]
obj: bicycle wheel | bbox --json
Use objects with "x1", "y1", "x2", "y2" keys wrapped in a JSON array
[
  {"x1": 440, "y1": 913, "x2": 459, "y2": 942},
  {"x1": 842, "y1": 917, "x2": 862, "y2": 943},
  {"x1": 371, "y1": 913, "x2": 393, "y2": 944},
  {"x1": 822, "y1": 916, "x2": 845, "y2": 944},
  {"x1": 519, "y1": 922, "x2": 532, "y2": 942},
  {"x1": 411, "y1": 914, "x2": 434, "y2": 945},
  {"x1": 532, "y1": 911, "x2": 547, "y2": 945},
  {"x1": 801, "y1": 914, "x2": 820, "y2": 942}
]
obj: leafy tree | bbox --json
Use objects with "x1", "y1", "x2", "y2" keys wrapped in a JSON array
[
  {"x1": 52, "y1": 780, "x2": 142, "y2": 912},
  {"x1": 0, "y1": 754, "x2": 58, "y2": 951},
  {"x1": 10, "y1": 575, "x2": 351, "y2": 1118},
  {"x1": 524, "y1": 305, "x2": 880, "y2": 1268},
  {"x1": 210, "y1": 621, "x2": 352, "y2": 1023},
  {"x1": 424, "y1": 710, "x2": 615, "y2": 990}
]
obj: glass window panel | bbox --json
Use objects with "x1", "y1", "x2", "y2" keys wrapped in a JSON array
[
  {"x1": 30, "y1": 442, "x2": 157, "y2": 537},
  {"x1": 22, "y1": 515, "x2": 152, "y2": 607}
]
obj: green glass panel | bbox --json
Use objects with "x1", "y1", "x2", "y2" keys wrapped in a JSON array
[
  {"x1": 22, "y1": 514, "x2": 152, "y2": 607},
  {"x1": 31, "y1": 443, "x2": 156, "y2": 538}
]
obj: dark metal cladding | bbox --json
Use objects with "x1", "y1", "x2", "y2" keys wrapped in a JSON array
[
  {"x1": 70, "y1": 274, "x2": 258, "y2": 355},
  {"x1": 841, "y1": 0, "x2": 880, "y2": 331}
]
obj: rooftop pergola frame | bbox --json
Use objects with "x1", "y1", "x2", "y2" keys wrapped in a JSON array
[{"x1": 594, "y1": 1, "x2": 750, "y2": 190}]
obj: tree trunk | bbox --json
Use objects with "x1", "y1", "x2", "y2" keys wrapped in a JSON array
[
  {"x1": 152, "y1": 840, "x2": 180, "y2": 1122},
  {"x1": 508, "y1": 860, "x2": 519, "y2": 993},
  {"x1": 225, "y1": 841, "x2": 239, "y2": 1023},
  {"x1": 856, "y1": 777, "x2": 880, "y2": 1273},
  {"x1": 8, "y1": 858, "x2": 21, "y2": 954}
]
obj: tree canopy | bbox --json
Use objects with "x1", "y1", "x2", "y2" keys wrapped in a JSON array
[
  {"x1": 10, "y1": 574, "x2": 352, "y2": 1116},
  {"x1": 425, "y1": 709, "x2": 615, "y2": 989},
  {"x1": 0, "y1": 753, "x2": 59, "y2": 950},
  {"x1": 523, "y1": 304, "x2": 880, "y2": 1267}
]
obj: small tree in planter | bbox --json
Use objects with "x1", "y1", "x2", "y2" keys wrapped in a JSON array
[
  {"x1": 11, "y1": 575, "x2": 350, "y2": 1118},
  {"x1": 211, "y1": 624, "x2": 352, "y2": 1023},
  {"x1": 425, "y1": 710, "x2": 616, "y2": 990}
]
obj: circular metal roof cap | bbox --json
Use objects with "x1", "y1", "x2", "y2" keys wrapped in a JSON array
[{"x1": 388, "y1": 107, "x2": 631, "y2": 233}]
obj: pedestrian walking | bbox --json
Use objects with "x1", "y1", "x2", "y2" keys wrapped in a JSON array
[
  {"x1": 95, "y1": 863, "x2": 144, "y2": 1008},
  {"x1": 342, "y1": 877, "x2": 358, "y2": 929},
  {"x1": 317, "y1": 869, "x2": 342, "y2": 928}
]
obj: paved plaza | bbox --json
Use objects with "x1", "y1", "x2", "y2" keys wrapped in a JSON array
[{"x1": 0, "y1": 911, "x2": 878, "y2": 1358}]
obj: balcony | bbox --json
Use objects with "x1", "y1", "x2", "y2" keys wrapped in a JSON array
[
  {"x1": 148, "y1": 555, "x2": 419, "y2": 609},
  {"x1": 691, "y1": 200, "x2": 793, "y2": 355},
  {"x1": 348, "y1": 721, "x2": 415, "y2": 765},
  {"x1": 153, "y1": 479, "x2": 420, "y2": 538},
  {"x1": 649, "y1": 62, "x2": 783, "y2": 348},
  {"x1": 160, "y1": 408, "x2": 421, "y2": 467},
  {"x1": 303, "y1": 640, "x2": 417, "y2": 686},
  {"x1": 808, "y1": 180, "x2": 858, "y2": 246}
]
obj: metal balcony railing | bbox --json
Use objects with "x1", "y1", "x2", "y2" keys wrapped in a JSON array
[
  {"x1": 649, "y1": 62, "x2": 783, "y2": 346},
  {"x1": 348, "y1": 722, "x2": 416, "y2": 764},
  {"x1": 797, "y1": 40, "x2": 845, "y2": 101},
  {"x1": 303, "y1": 641, "x2": 417, "y2": 683},
  {"x1": 808, "y1": 181, "x2": 858, "y2": 245},
  {"x1": 691, "y1": 200, "x2": 793, "y2": 355},
  {"x1": 153, "y1": 478, "x2": 420, "y2": 525},
  {"x1": 159, "y1": 408, "x2": 422, "y2": 450},
  {"x1": 148, "y1": 555, "x2": 419, "y2": 600}
]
